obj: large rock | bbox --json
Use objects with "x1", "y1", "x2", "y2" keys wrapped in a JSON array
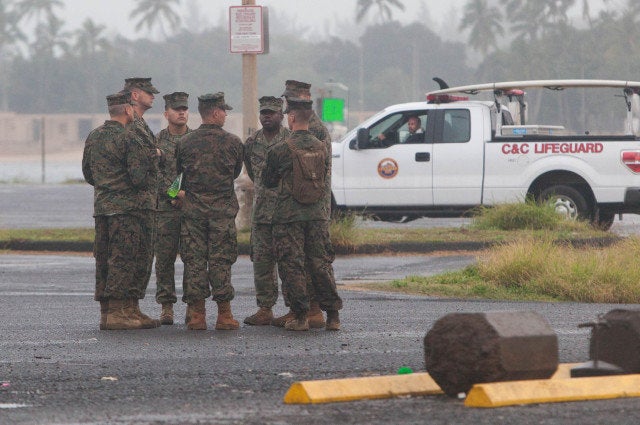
[
  {"x1": 424, "y1": 311, "x2": 558, "y2": 397},
  {"x1": 587, "y1": 309, "x2": 640, "y2": 373}
]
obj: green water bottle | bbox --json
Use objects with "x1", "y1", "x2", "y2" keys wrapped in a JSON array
[{"x1": 167, "y1": 173, "x2": 182, "y2": 198}]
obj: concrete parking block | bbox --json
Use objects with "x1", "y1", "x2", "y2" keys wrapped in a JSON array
[
  {"x1": 283, "y1": 373, "x2": 443, "y2": 404},
  {"x1": 465, "y1": 374, "x2": 640, "y2": 407}
]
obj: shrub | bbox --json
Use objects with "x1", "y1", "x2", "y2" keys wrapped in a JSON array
[
  {"x1": 472, "y1": 201, "x2": 567, "y2": 231},
  {"x1": 329, "y1": 212, "x2": 358, "y2": 251}
]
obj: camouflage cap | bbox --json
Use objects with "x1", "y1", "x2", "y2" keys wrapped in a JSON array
[
  {"x1": 123, "y1": 77, "x2": 159, "y2": 94},
  {"x1": 163, "y1": 91, "x2": 189, "y2": 109},
  {"x1": 284, "y1": 97, "x2": 313, "y2": 113},
  {"x1": 282, "y1": 80, "x2": 312, "y2": 98},
  {"x1": 106, "y1": 91, "x2": 132, "y2": 107},
  {"x1": 258, "y1": 96, "x2": 283, "y2": 112},
  {"x1": 198, "y1": 92, "x2": 233, "y2": 110}
]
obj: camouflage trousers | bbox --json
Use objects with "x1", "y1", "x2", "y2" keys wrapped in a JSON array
[
  {"x1": 250, "y1": 223, "x2": 279, "y2": 308},
  {"x1": 272, "y1": 220, "x2": 342, "y2": 314},
  {"x1": 180, "y1": 215, "x2": 237, "y2": 305},
  {"x1": 154, "y1": 209, "x2": 182, "y2": 305},
  {"x1": 250, "y1": 223, "x2": 319, "y2": 308},
  {"x1": 95, "y1": 212, "x2": 154, "y2": 300},
  {"x1": 136, "y1": 210, "x2": 155, "y2": 298},
  {"x1": 93, "y1": 216, "x2": 109, "y2": 301}
]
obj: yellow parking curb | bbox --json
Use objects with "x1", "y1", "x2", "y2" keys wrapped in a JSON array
[
  {"x1": 551, "y1": 363, "x2": 579, "y2": 379},
  {"x1": 283, "y1": 372, "x2": 443, "y2": 404},
  {"x1": 465, "y1": 373, "x2": 640, "y2": 407},
  {"x1": 282, "y1": 364, "x2": 586, "y2": 405}
]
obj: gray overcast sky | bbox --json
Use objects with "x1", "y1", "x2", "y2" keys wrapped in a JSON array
[
  {"x1": 51, "y1": 0, "x2": 612, "y2": 45},
  {"x1": 58, "y1": 0, "x2": 467, "y2": 40}
]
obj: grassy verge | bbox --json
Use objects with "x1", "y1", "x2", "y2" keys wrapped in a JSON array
[
  {"x1": 365, "y1": 202, "x2": 634, "y2": 304},
  {"x1": 0, "y1": 228, "x2": 95, "y2": 242},
  {"x1": 0, "y1": 202, "x2": 611, "y2": 249},
  {"x1": 0, "y1": 227, "x2": 252, "y2": 246},
  {"x1": 328, "y1": 203, "x2": 609, "y2": 251},
  {"x1": 0, "y1": 222, "x2": 609, "y2": 251},
  {"x1": 367, "y1": 236, "x2": 640, "y2": 304}
]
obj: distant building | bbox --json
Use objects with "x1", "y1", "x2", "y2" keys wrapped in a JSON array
[{"x1": 0, "y1": 112, "x2": 243, "y2": 155}]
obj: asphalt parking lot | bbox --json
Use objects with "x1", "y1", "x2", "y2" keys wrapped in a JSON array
[{"x1": 2, "y1": 184, "x2": 640, "y2": 424}]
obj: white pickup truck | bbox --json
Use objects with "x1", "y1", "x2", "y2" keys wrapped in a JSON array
[{"x1": 330, "y1": 79, "x2": 640, "y2": 229}]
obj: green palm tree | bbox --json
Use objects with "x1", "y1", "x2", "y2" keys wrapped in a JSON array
[
  {"x1": 460, "y1": 0, "x2": 503, "y2": 55},
  {"x1": 73, "y1": 19, "x2": 111, "y2": 113},
  {"x1": 73, "y1": 18, "x2": 110, "y2": 56},
  {"x1": 505, "y1": 0, "x2": 575, "y2": 40},
  {"x1": 0, "y1": 1, "x2": 24, "y2": 46},
  {"x1": 30, "y1": 14, "x2": 69, "y2": 111},
  {"x1": 0, "y1": 1, "x2": 25, "y2": 111},
  {"x1": 31, "y1": 14, "x2": 69, "y2": 57},
  {"x1": 15, "y1": 0, "x2": 63, "y2": 25},
  {"x1": 355, "y1": 0, "x2": 405, "y2": 23},
  {"x1": 130, "y1": 0, "x2": 182, "y2": 38}
]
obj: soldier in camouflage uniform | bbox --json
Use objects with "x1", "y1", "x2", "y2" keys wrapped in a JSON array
[
  {"x1": 82, "y1": 91, "x2": 161, "y2": 330},
  {"x1": 263, "y1": 98, "x2": 342, "y2": 331},
  {"x1": 123, "y1": 77, "x2": 163, "y2": 324},
  {"x1": 154, "y1": 92, "x2": 191, "y2": 325},
  {"x1": 270, "y1": 80, "x2": 334, "y2": 328},
  {"x1": 176, "y1": 92, "x2": 244, "y2": 331},
  {"x1": 242, "y1": 96, "x2": 290, "y2": 326}
]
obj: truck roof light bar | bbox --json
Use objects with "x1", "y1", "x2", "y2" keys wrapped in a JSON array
[{"x1": 426, "y1": 94, "x2": 469, "y2": 104}]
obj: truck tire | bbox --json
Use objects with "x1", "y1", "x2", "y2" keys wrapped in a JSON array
[
  {"x1": 539, "y1": 185, "x2": 589, "y2": 221},
  {"x1": 593, "y1": 212, "x2": 615, "y2": 231}
]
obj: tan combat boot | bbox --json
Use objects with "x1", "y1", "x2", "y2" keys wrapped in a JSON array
[
  {"x1": 243, "y1": 307, "x2": 274, "y2": 326},
  {"x1": 284, "y1": 312, "x2": 309, "y2": 331},
  {"x1": 271, "y1": 310, "x2": 295, "y2": 327},
  {"x1": 186, "y1": 299, "x2": 207, "y2": 330},
  {"x1": 185, "y1": 304, "x2": 192, "y2": 325},
  {"x1": 160, "y1": 303, "x2": 174, "y2": 325},
  {"x1": 308, "y1": 301, "x2": 326, "y2": 329},
  {"x1": 215, "y1": 301, "x2": 240, "y2": 330},
  {"x1": 99, "y1": 300, "x2": 108, "y2": 330},
  {"x1": 128, "y1": 299, "x2": 161, "y2": 328},
  {"x1": 326, "y1": 310, "x2": 340, "y2": 331},
  {"x1": 103, "y1": 299, "x2": 144, "y2": 330}
]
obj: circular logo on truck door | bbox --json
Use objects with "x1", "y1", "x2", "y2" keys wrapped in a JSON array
[{"x1": 378, "y1": 158, "x2": 399, "y2": 179}]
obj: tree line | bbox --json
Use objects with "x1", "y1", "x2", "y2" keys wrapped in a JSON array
[{"x1": 2, "y1": 0, "x2": 640, "y2": 132}]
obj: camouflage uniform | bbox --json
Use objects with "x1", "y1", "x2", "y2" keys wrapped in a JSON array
[
  {"x1": 155, "y1": 125, "x2": 190, "y2": 305},
  {"x1": 263, "y1": 128, "x2": 342, "y2": 315},
  {"x1": 282, "y1": 83, "x2": 334, "y2": 305},
  {"x1": 126, "y1": 112, "x2": 160, "y2": 298},
  {"x1": 82, "y1": 123, "x2": 112, "y2": 301},
  {"x1": 82, "y1": 119, "x2": 159, "y2": 300},
  {"x1": 176, "y1": 103, "x2": 244, "y2": 305},
  {"x1": 244, "y1": 124, "x2": 290, "y2": 308}
]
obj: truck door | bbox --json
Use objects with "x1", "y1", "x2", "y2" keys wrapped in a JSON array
[
  {"x1": 341, "y1": 110, "x2": 433, "y2": 207},
  {"x1": 432, "y1": 107, "x2": 485, "y2": 205}
]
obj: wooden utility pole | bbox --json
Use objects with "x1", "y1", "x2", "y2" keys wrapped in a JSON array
[
  {"x1": 242, "y1": 0, "x2": 258, "y2": 139},
  {"x1": 235, "y1": 0, "x2": 259, "y2": 229}
]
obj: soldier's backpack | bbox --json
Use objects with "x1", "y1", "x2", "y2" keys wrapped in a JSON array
[{"x1": 286, "y1": 139, "x2": 327, "y2": 205}]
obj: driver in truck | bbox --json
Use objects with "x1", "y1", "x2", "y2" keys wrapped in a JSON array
[{"x1": 375, "y1": 114, "x2": 424, "y2": 146}]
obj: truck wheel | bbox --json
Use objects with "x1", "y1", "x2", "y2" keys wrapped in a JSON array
[
  {"x1": 539, "y1": 185, "x2": 589, "y2": 221},
  {"x1": 593, "y1": 212, "x2": 615, "y2": 231}
]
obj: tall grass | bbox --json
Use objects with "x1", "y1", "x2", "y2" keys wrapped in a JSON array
[
  {"x1": 471, "y1": 201, "x2": 588, "y2": 231},
  {"x1": 329, "y1": 212, "x2": 358, "y2": 251},
  {"x1": 476, "y1": 236, "x2": 640, "y2": 303}
]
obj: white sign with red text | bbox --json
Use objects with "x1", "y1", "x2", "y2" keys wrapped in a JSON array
[{"x1": 229, "y1": 6, "x2": 264, "y2": 54}]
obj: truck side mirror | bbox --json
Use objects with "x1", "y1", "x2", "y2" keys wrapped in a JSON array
[{"x1": 354, "y1": 127, "x2": 370, "y2": 150}]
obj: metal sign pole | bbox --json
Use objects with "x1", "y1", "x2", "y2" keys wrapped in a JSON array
[{"x1": 40, "y1": 116, "x2": 45, "y2": 184}]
